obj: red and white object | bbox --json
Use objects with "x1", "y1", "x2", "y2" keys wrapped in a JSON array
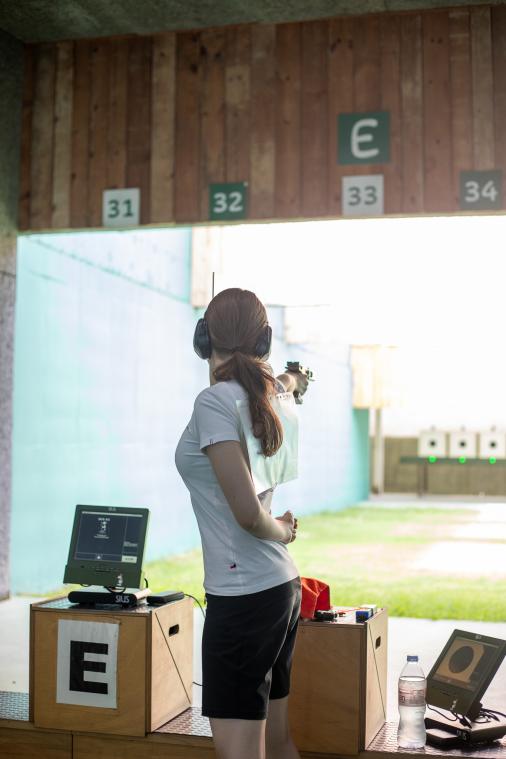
[
  {"x1": 418, "y1": 429, "x2": 447, "y2": 457},
  {"x1": 449, "y1": 429, "x2": 477, "y2": 458},
  {"x1": 479, "y1": 429, "x2": 506, "y2": 459}
]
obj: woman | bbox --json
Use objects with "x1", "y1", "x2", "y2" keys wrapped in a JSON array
[{"x1": 175, "y1": 288, "x2": 309, "y2": 759}]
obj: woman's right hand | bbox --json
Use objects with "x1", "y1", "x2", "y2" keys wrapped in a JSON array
[{"x1": 276, "y1": 510, "x2": 298, "y2": 544}]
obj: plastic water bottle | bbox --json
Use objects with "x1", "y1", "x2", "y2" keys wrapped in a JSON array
[{"x1": 397, "y1": 655, "x2": 426, "y2": 748}]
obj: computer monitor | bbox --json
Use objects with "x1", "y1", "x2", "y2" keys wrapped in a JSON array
[
  {"x1": 63, "y1": 505, "x2": 150, "y2": 589},
  {"x1": 426, "y1": 629, "x2": 506, "y2": 720}
]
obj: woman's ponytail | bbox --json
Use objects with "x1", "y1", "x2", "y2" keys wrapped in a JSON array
[
  {"x1": 213, "y1": 352, "x2": 283, "y2": 457},
  {"x1": 205, "y1": 288, "x2": 284, "y2": 457}
]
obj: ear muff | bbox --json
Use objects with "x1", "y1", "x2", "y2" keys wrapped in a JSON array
[
  {"x1": 193, "y1": 318, "x2": 212, "y2": 360},
  {"x1": 254, "y1": 325, "x2": 272, "y2": 358},
  {"x1": 193, "y1": 319, "x2": 271, "y2": 360}
]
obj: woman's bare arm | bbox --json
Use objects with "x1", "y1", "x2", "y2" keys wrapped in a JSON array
[{"x1": 205, "y1": 440, "x2": 293, "y2": 542}]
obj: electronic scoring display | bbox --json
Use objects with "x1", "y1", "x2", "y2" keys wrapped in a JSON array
[
  {"x1": 426, "y1": 629, "x2": 506, "y2": 719},
  {"x1": 63, "y1": 505, "x2": 149, "y2": 588},
  {"x1": 74, "y1": 510, "x2": 143, "y2": 564}
]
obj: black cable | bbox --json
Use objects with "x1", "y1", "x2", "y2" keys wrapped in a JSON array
[
  {"x1": 184, "y1": 592, "x2": 206, "y2": 619},
  {"x1": 481, "y1": 708, "x2": 506, "y2": 719},
  {"x1": 457, "y1": 713, "x2": 472, "y2": 728},
  {"x1": 184, "y1": 593, "x2": 205, "y2": 687},
  {"x1": 484, "y1": 708, "x2": 506, "y2": 718},
  {"x1": 427, "y1": 705, "x2": 458, "y2": 721}
]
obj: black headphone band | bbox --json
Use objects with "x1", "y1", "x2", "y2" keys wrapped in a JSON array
[{"x1": 193, "y1": 319, "x2": 271, "y2": 360}]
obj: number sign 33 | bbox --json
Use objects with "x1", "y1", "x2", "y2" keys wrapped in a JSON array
[
  {"x1": 342, "y1": 175, "x2": 384, "y2": 216},
  {"x1": 209, "y1": 183, "x2": 248, "y2": 221}
]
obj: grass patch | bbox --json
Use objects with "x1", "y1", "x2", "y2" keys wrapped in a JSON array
[{"x1": 144, "y1": 505, "x2": 506, "y2": 622}]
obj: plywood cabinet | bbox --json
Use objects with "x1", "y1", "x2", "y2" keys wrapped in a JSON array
[
  {"x1": 289, "y1": 608, "x2": 388, "y2": 755},
  {"x1": 30, "y1": 597, "x2": 193, "y2": 737}
]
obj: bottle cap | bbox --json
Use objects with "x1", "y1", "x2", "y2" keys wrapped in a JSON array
[{"x1": 407, "y1": 655, "x2": 418, "y2": 662}]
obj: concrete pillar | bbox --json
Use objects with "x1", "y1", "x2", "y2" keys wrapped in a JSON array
[{"x1": 0, "y1": 30, "x2": 23, "y2": 599}]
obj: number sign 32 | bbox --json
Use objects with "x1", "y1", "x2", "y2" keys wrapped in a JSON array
[
  {"x1": 209, "y1": 183, "x2": 248, "y2": 221},
  {"x1": 460, "y1": 171, "x2": 502, "y2": 211},
  {"x1": 342, "y1": 175, "x2": 384, "y2": 216}
]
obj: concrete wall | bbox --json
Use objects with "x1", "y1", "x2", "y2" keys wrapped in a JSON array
[
  {"x1": 11, "y1": 229, "x2": 369, "y2": 593},
  {"x1": 0, "y1": 31, "x2": 23, "y2": 599},
  {"x1": 384, "y1": 437, "x2": 506, "y2": 495}
]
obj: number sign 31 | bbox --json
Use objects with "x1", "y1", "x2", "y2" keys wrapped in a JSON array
[
  {"x1": 342, "y1": 175, "x2": 384, "y2": 216},
  {"x1": 460, "y1": 170, "x2": 502, "y2": 211},
  {"x1": 103, "y1": 188, "x2": 140, "y2": 227},
  {"x1": 209, "y1": 183, "x2": 247, "y2": 221}
]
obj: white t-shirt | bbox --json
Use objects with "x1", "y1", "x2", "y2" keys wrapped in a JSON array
[{"x1": 175, "y1": 380, "x2": 299, "y2": 596}]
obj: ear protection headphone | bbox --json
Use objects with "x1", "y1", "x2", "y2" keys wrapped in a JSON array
[{"x1": 193, "y1": 318, "x2": 272, "y2": 360}]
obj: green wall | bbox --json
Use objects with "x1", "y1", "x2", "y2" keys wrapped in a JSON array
[{"x1": 11, "y1": 229, "x2": 208, "y2": 592}]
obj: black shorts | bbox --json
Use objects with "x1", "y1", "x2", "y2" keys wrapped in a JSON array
[{"x1": 201, "y1": 577, "x2": 301, "y2": 720}]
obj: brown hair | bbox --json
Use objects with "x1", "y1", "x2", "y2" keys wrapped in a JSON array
[{"x1": 206, "y1": 288, "x2": 283, "y2": 457}]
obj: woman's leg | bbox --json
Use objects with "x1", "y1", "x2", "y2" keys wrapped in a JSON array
[
  {"x1": 210, "y1": 717, "x2": 266, "y2": 759},
  {"x1": 265, "y1": 696, "x2": 300, "y2": 759}
]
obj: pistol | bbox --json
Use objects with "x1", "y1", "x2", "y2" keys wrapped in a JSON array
[{"x1": 285, "y1": 361, "x2": 315, "y2": 405}]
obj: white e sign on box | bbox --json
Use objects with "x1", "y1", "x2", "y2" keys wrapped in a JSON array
[
  {"x1": 103, "y1": 188, "x2": 140, "y2": 227},
  {"x1": 56, "y1": 619, "x2": 119, "y2": 708},
  {"x1": 342, "y1": 175, "x2": 384, "y2": 216}
]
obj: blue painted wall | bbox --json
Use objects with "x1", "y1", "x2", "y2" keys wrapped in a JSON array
[{"x1": 11, "y1": 230, "x2": 369, "y2": 593}]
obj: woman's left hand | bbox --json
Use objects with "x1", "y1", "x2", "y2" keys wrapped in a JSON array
[{"x1": 275, "y1": 510, "x2": 298, "y2": 543}]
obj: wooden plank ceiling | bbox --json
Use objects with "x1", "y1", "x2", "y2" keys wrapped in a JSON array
[{"x1": 19, "y1": 5, "x2": 506, "y2": 230}]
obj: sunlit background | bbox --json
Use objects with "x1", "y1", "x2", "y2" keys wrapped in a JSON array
[{"x1": 214, "y1": 214, "x2": 506, "y2": 435}]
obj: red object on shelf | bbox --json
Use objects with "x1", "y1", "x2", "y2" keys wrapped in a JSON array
[{"x1": 300, "y1": 577, "x2": 331, "y2": 619}]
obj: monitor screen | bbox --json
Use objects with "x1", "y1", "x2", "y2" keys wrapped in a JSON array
[
  {"x1": 64, "y1": 504, "x2": 149, "y2": 588},
  {"x1": 431, "y1": 635, "x2": 502, "y2": 693},
  {"x1": 74, "y1": 510, "x2": 144, "y2": 564},
  {"x1": 426, "y1": 629, "x2": 506, "y2": 719}
]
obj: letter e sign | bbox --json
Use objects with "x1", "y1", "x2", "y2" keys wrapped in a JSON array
[
  {"x1": 56, "y1": 620, "x2": 119, "y2": 708},
  {"x1": 338, "y1": 112, "x2": 390, "y2": 165}
]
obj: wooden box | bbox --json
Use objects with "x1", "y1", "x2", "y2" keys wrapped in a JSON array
[
  {"x1": 289, "y1": 608, "x2": 388, "y2": 755},
  {"x1": 30, "y1": 596, "x2": 193, "y2": 737}
]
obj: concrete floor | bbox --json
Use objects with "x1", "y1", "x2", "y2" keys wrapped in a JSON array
[{"x1": 1, "y1": 596, "x2": 504, "y2": 721}]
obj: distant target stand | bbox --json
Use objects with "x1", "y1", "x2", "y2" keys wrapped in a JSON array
[{"x1": 401, "y1": 428, "x2": 506, "y2": 495}]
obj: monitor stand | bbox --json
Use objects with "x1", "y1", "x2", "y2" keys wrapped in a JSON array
[
  {"x1": 67, "y1": 586, "x2": 152, "y2": 607},
  {"x1": 426, "y1": 708, "x2": 506, "y2": 746}
]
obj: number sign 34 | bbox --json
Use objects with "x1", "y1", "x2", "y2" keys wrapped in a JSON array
[
  {"x1": 209, "y1": 183, "x2": 248, "y2": 221},
  {"x1": 460, "y1": 171, "x2": 502, "y2": 211}
]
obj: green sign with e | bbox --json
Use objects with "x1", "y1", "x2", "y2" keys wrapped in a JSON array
[{"x1": 338, "y1": 112, "x2": 390, "y2": 165}]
